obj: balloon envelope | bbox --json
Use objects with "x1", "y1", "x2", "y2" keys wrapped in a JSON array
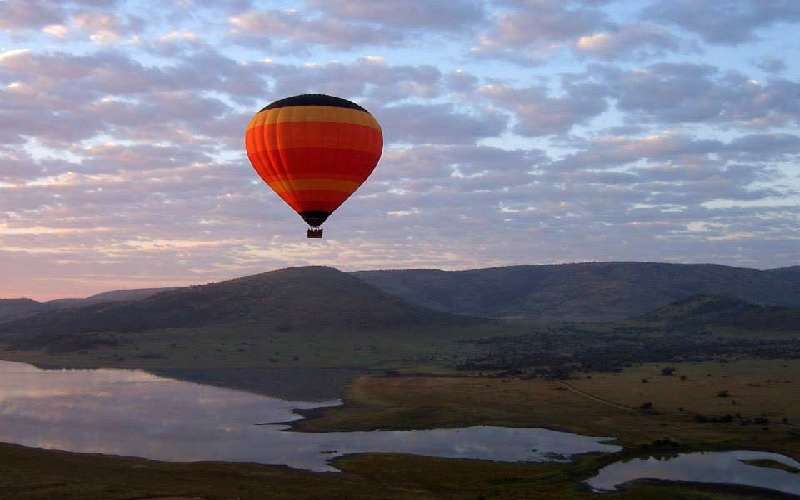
[{"x1": 244, "y1": 94, "x2": 383, "y2": 229}]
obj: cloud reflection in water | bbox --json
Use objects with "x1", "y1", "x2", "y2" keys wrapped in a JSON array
[{"x1": 0, "y1": 361, "x2": 620, "y2": 471}]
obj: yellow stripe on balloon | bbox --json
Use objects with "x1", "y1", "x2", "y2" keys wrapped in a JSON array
[{"x1": 246, "y1": 106, "x2": 381, "y2": 131}]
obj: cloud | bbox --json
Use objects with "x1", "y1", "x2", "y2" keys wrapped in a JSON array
[
  {"x1": 1, "y1": 1, "x2": 143, "y2": 46},
  {"x1": 599, "y1": 63, "x2": 800, "y2": 127},
  {"x1": 42, "y1": 24, "x2": 70, "y2": 38},
  {"x1": 481, "y1": 82, "x2": 607, "y2": 136},
  {"x1": 726, "y1": 133, "x2": 800, "y2": 159},
  {"x1": 0, "y1": 0, "x2": 64, "y2": 31},
  {"x1": 228, "y1": 9, "x2": 401, "y2": 50},
  {"x1": 0, "y1": 149, "x2": 46, "y2": 180},
  {"x1": 553, "y1": 133, "x2": 723, "y2": 170},
  {"x1": 541, "y1": 131, "x2": 795, "y2": 220},
  {"x1": 264, "y1": 58, "x2": 443, "y2": 103},
  {"x1": 554, "y1": 132, "x2": 800, "y2": 171},
  {"x1": 229, "y1": 1, "x2": 485, "y2": 51},
  {"x1": 645, "y1": 0, "x2": 800, "y2": 44},
  {"x1": 375, "y1": 103, "x2": 508, "y2": 145},
  {"x1": 755, "y1": 58, "x2": 787, "y2": 74},
  {"x1": 0, "y1": 48, "x2": 263, "y2": 100},
  {"x1": 374, "y1": 144, "x2": 541, "y2": 184},
  {"x1": 474, "y1": 0, "x2": 610, "y2": 61},
  {"x1": 0, "y1": 48, "x2": 263, "y2": 146},
  {"x1": 306, "y1": 0, "x2": 486, "y2": 31},
  {"x1": 574, "y1": 23, "x2": 684, "y2": 60},
  {"x1": 157, "y1": 30, "x2": 199, "y2": 44},
  {"x1": 472, "y1": 0, "x2": 688, "y2": 62},
  {"x1": 72, "y1": 11, "x2": 142, "y2": 43}
]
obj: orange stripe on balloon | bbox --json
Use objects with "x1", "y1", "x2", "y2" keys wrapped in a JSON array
[
  {"x1": 266, "y1": 178, "x2": 360, "y2": 193},
  {"x1": 246, "y1": 106, "x2": 381, "y2": 131},
  {"x1": 247, "y1": 122, "x2": 383, "y2": 153}
]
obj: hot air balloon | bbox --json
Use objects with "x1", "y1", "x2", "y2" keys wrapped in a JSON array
[{"x1": 244, "y1": 94, "x2": 383, "y2": 238}]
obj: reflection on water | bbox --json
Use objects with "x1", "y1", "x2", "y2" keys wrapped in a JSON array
[
  {"x1": 588, "y1": 450, "x2": 800, "y2": 496},
  {"x1": 152, "y1": 367, "x2": 365, "y2": 401},
  {"x1": 0, "y1": 361, "x2": 620, "y2": 471}
]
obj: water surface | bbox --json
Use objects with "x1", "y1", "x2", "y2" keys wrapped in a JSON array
[
  {"x1": 153, "y1": 366, "x2": 365, "y2": 401},
  {"x1": 588, "y1": 450, "x2": 800, "y2": 496},
  {"x1": 0, "y1": 361, "x2": 620, "y2": 471}
]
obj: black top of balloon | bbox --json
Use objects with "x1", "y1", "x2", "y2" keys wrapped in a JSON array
[{"x1": 261, "y1": 94, "x2": 367, "y2": 112}]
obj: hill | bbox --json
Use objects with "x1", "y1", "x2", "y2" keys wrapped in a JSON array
[
  {"x1": 0, "y1": 267, "x2": 468, "y2": 340},
  {"x1": 641, "y1": 294, "x2": 800, "y2": 332},
  {"x1": 770, "y1": 265, "x2": 800, "y2": 280},
  {"x1": 0, "y1": 299, "x2": 46, "y2": 322},
  {"x1": 46, "y1": 287, "x2": 176, "y2": 309},
  {"x1": 0, "y1": 288, "x2": 176, "y2": 323},
  {"x1": 5, "y1": 262, "x2": 799, "y2": 327},
  {"x1": 354, "y1": 262, "x2": 800, "y2": 321}
]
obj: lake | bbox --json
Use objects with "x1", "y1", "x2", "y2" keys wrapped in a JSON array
[
  {"x1": 588, "y1": 450, "x2": 800, "y2": 496},
  {"x1": 0, "y1": 360, "x2": 620, "y2": 471}
]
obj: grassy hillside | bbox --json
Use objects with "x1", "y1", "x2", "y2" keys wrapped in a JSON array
[
  {"x1": 355, "y1": 262, "x2": 800, "y2": 321},
  {"x1": 770, "y1": 265, "x2": 800, "y2": 280},
  {"x1": 0, "y1": 267, "x2": 465, "y2": 339},
  {"x1": 0, "y1": 299, "x2": 45, "y2": 322},
  {"x1": 7, "y1": 262, "x2": 798, "y2": 325},
  {"x1": 642, "y1": 294, "x2": 800, "y2": 332},
  {"x1": 0, "y1": 267, "x2": 491, "y2": 373},
  {"x1": 0, "y1": 288, "x2": 176, "y2": 323},
  {"x1": 47, "y1": 287, "x2": 176, "y2": 308},
  {"x1": 3, "y1": 263, "x2": 798, "y2": 386}
]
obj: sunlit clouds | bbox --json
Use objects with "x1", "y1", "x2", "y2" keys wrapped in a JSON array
[{"x1": 1, "y1": 0, "x2": 798, "y2": 299}]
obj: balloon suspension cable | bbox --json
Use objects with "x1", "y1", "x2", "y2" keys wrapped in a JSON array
[{"x1": 307, "y1": 227, "x2": 323, "y2": 239}]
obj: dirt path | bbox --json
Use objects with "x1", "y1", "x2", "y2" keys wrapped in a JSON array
[{"x1": 557, "y1": 381, "x2": 639, "y2": 413}]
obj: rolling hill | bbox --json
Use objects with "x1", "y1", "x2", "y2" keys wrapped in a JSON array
[
  {"x1": 771, "y1": 265, "x2": 800, "y2": 279},
  {"x1": 0, "y1": 266, "x2": 470, "y2": 340},
  {"x1": 0, "y1": 288, "x2": 176, "y2": 323},
  {"x1": 0, "y1": 299, "x2": 45, "y2": 322},
  {"x1": 4, "y1": 262, "x2": 799, "y2": 334},
  {"x1": 354, "y1": 262, "x2": 800, "y2": 321},
  {"x1": 2, "y1": 264, "x2": 798, "y2": 389},
  {"x1": 46, "y1": 287, "x2": 177, "y2": 309},
  {"x1": 640, "y1": 294, "x2": 800, "y2": 332}
]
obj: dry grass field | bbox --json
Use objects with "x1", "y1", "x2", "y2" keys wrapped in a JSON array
[{"x1": 297, "y1": 360, "x2": 800, "y2": 459}]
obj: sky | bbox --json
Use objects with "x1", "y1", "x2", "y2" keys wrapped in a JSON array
[{"x1": 1, "y1": 0, "x2": 799, "y2": 300}]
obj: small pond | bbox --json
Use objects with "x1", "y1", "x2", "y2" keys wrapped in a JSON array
[
  {"x1": 0, "y1": 361, "x2": 620, "y2": 471},
  {"x1": 588, "y1": 450, "x2": 800, "y2": 496}
]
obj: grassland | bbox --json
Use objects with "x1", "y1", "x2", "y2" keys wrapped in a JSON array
[
  {"x1": 0, "y1": 319, "x2": 515, "y2": 373},
  {"x1": 295, "y1": 359, "x2": 800, "y2": 459},
  {"x1": 2, "y1": 358, "x2": 799, "y2": 499}
]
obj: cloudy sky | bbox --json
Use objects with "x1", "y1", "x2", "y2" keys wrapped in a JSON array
[{"x1": 1, "y1": 0, "x2": 799, "y2": 299}]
